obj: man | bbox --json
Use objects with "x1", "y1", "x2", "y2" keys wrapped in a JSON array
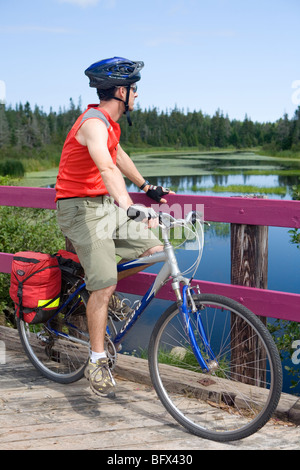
[{"x1": 55, "y1": 57, "x2": 172, "y2": 397}]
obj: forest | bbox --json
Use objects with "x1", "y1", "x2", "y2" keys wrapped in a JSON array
[{"x1": 0, "y1": 98, "x2": 300, "y2": 176}]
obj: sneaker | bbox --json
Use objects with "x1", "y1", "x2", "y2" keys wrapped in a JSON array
[
  {"x1": 108, "y1": 293, "x2": 134, "y2": 320},
  {"x1": 84, "y1": 357, "x2": 116, "y2": 397}
]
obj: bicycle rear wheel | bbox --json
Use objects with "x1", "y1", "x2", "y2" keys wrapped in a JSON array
[
  {"x1": 148, "y1": 293, "x2": 282, "y2": 442},
  {"x1": 17, "y1": 274, "x2": 90, "y2": 384}
]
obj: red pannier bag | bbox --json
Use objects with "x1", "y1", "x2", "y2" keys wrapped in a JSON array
[
  {"x1": 9, "y1": 251, "x2": 62, "y2": 324},
  {"x1": 55, "y1": 249, "x2": 82, "y2": 274}
]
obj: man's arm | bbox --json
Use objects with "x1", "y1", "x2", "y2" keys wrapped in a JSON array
[
  {"x1": 80, "y1": 119, "x2": 133, "y2": 210},
  {"x1": 116, "y1": 144, "x2": 149, "y2": 191},
  {"x1": 116, "y1": 144, "x2": 172, "y2": 204}
]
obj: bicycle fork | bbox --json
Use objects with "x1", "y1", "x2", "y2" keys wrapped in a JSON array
[
  {"x1": 179, "y1": 285, "x2": 218, "y2": 373},
  {"x1": 163, "y1": 234, "x2": 218, "y2": 374}
]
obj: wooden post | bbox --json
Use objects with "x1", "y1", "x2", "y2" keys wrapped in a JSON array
[
  {"x1": 230, "y1": 197, "x2": 268, "y2": 386},
  {"x1": 231, "y1": 223, "x2": 268, "y2": 292}
]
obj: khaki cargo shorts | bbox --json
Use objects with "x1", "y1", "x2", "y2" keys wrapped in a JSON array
[{"x1": 56, "y1": 196, "x2": 162, "y2": 291}]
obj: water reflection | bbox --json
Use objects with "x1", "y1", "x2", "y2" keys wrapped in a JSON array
[
  {"x1": 126, "y1": 174, "x2": 295, "y2": 199},
  {"x1": 124, "y1": 152, "x2": 300, "y2": 197}
]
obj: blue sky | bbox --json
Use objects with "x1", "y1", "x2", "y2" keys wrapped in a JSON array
[{"x1": 1, "y1": 0, "x2": 299, "y2": 123}]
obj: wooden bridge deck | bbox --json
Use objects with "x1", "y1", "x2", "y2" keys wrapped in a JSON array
[{"x1": 0, "y1": 327, "x2": 299, "y2": 451}]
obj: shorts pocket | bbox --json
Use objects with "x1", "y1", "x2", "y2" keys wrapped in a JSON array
[{"x1": 57, "y1": 203, "x2": 79, "y2": 231}]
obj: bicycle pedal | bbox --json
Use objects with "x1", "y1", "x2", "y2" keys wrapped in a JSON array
[{"x1": 108, "y1": 293, "x2": 134, "y2": 321}]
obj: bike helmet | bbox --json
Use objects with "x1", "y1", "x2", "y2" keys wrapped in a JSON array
[
  {"x1": 85, "y1": 57, "x2": 144, "y2": 89},
  {"x1": 84, "y1": 57, "x2": 144, "y2": 126}
]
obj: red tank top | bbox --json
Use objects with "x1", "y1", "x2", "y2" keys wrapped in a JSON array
[{"x1": 55, "y1": 105, "x2": 121, "y2": 201}]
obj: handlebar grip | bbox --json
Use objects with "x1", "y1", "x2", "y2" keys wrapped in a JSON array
[{"x1": 191, "y1": 211, "x2": 197, "y2": 225}]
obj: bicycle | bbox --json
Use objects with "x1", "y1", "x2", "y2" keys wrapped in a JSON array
[{"x1": 16, "y1": 210, "x2": 282, "y2": 442}]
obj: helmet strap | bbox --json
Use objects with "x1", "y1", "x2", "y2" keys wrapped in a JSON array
[
  {"x1": 124, "y1": 86, "x2": 132, "y2": 126},
  {"x1": 111, "y1": 86, "x2": 132, "y2": 126}
]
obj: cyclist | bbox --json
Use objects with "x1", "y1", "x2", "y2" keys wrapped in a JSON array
[{"x1": 55, "y1": 57, "x2": 173, "y2": 397}]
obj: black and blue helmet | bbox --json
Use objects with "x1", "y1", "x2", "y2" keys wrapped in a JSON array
[{"x1": 84, "y1": 57, "x2": 144, "y2": 89}]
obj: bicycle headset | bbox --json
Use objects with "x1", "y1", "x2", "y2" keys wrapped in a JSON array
[{"x1": 84, "y1": 57, "x2": 144, "y2": 126}]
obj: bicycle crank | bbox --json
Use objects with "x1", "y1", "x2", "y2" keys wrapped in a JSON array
[{"x1": 104, "y1": 335, "x2": 117, "y2": 370}]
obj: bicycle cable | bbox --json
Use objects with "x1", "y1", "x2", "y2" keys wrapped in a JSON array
[{"x1": 159, "y1": 212, "x2": 204, "y2": 278}]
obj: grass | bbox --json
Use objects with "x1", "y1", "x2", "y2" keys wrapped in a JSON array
[
  {"x1": 192, "y1": 184, "x2": 287, "y2": 196},
  {"x1": 131, "y1": 345, "x2": 228, "y2": 379},
  {"x1": 254, "y1": 148, "x2": 300, "y2": 160}
]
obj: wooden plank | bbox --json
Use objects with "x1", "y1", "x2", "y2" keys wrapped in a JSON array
[
  {"x1": 1, "y1": 186, "x2": 300, "y2": 227},
  {"x1": 132, "y1": 193, "x2": 300, "y2": 228},
  {"x1": 0, "y1": 186, "x2": 56, "y2": 210},
  {"x1": 189, "y1": 279, "x2": 300, "y2": 322},
  {"x1": 0, "y1": 348, "x2": 299, "y2": 451},
  {"x1": 0, "y1": 256, "x2": 299, "y2": 321},
  {"x1": 193, "y1": 195, "x2": 300, "y2": 228},
  {"x1": 117, "y1": 272, "x2": 300, "y2": 322},
  {"x1": 0, "y1": 252, "x2": 13, "y2": 273}
]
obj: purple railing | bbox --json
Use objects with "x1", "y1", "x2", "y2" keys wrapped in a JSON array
[{"x1": 1, "y1": 186, "x2": 300, "y2": 322}]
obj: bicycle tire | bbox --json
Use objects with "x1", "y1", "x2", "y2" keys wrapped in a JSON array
[
  {"x1": 148, "y1": 293, "x2": 282, "y2": 442},
  {"x1": 17, "y1": 276, "x2": 90, "y2": 384}
]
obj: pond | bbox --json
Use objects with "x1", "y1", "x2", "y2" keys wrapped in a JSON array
[
  {"x1": 21, "y1": 150, "x2": 300, "y2": 197},
  {"x1": 23, "y1": 150, "x2": 300, "y2": 394},
  {"x1": 126, "y1": 151, "x2": 300, "y2": 199}
]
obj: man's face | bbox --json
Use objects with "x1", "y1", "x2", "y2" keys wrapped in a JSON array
[{"x1": 128, "y1": 84, "x2": 138, "y2": 111}]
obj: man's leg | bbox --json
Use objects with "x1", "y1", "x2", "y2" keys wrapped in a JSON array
[
  {"x1": 86, "y1": 284, "x2": 116, "y2": 354},
  {"x1": 117, "y1": 244, "x2": 164, "y2": 281},
  {"x1": 140, "y1": 245, "x2": 164, "y2": 257},
  {"x1": 84, "y1": 284, "x2": 117, "y2": 397}
]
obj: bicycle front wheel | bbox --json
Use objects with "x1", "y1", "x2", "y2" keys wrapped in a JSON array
[
  {"x1": 148, "y1": 293, "x2": 282, "y2": 442},
  {"x1": 17, "y1": 280, "x2": 90, "y2": 384}
]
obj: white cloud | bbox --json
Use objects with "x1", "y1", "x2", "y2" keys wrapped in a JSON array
[
  {"x1": 58, "y1": 0, "x2": 115, "y2": 7},
  {"x1": 58, "y1": 0, "x2": 99, "y2": 6},
  {"x1": 0, "y1": 80, "x2": 6, "y2": 105}
]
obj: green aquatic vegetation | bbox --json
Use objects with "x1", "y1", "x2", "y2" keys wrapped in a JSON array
[{"x1": 192, "y1": 184, "x2": 287, "y2": 196}]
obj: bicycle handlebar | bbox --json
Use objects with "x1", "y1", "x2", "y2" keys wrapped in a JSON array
[{"x1": 158, "y1": 210, "x2": 206, "y2": 229}]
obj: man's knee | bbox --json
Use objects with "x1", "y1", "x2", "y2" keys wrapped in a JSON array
[
  {"x1": 140, "y1": 245, "x2": 164, "y2": 257},
  {"x1": 89, "y1": 284, "x2": 116, "y2": 305}
]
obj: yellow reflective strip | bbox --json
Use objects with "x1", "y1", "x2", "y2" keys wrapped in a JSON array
[{"x1": 37, "y1": 298, "x2": 60, "y2": 308}]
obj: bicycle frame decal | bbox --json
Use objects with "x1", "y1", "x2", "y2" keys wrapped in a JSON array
[
  {"x1": 113, "y1": 282, "x2": 156, "y2": 345},
  {"x1": 109, "y1": 252, "x2": 170, "y2": 344}
]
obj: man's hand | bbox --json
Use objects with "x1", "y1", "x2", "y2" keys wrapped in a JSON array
[
  {"x1": 127, "y1": 204, "x2": 159, "y2": 228},
  {"x1": 146, "y1": 184, "x2": 174, "y2": 203},
  {"x1": 127, "y1": 204, "x2": 157, "y2": 222}
]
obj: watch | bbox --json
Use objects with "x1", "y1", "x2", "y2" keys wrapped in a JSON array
[{"x1": 139, "y1": 180, "x2": 150, "y2": 190}]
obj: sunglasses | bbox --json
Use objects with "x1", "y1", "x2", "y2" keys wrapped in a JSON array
[{"x1": 130, "y1": 84, "x2": 138, "y2": 93}]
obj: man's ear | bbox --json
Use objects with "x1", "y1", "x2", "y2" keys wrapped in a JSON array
[{"x1": 116, "y1": 86, "x2": 126, "y2": 100}]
